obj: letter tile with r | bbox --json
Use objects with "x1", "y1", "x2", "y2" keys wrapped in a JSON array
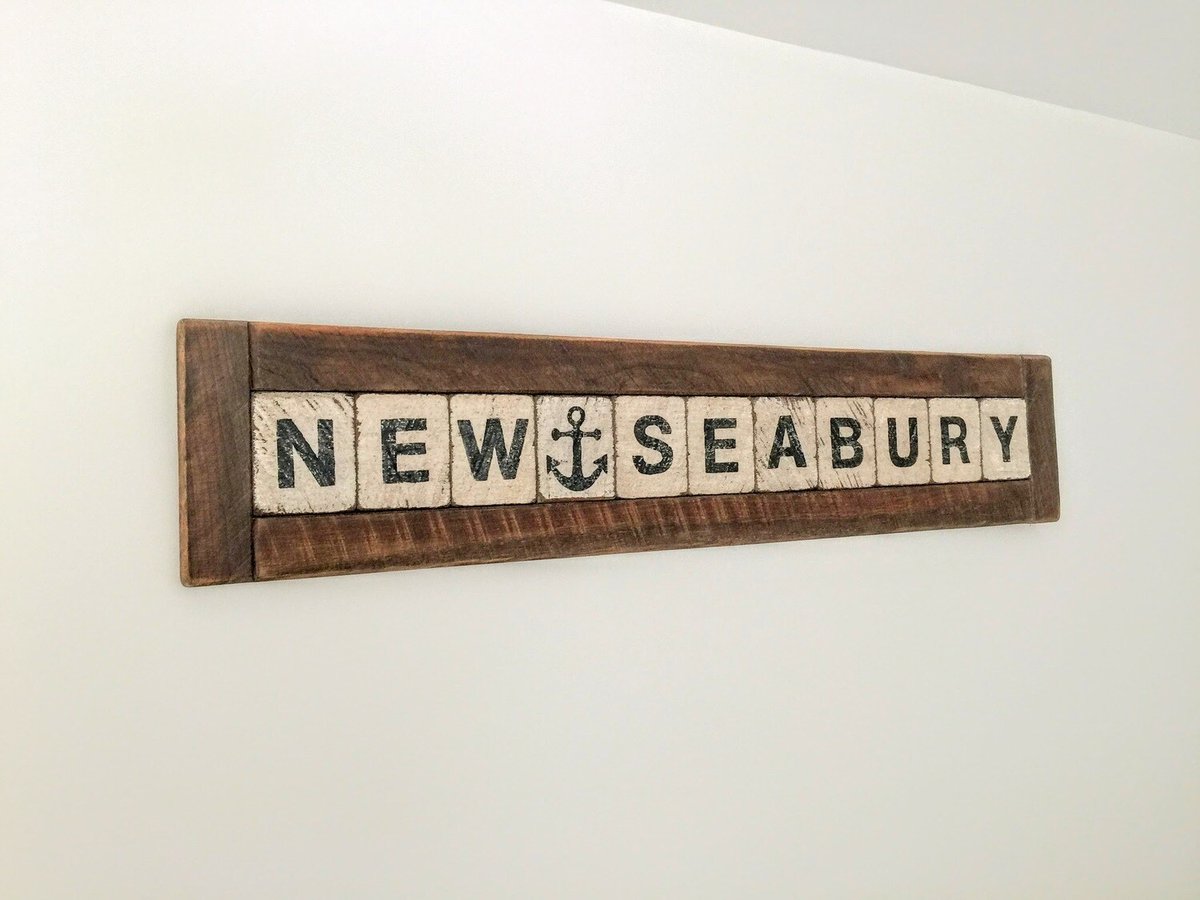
[{"x1": 928, "y1": 398, "x2": 982, "y2": 483}]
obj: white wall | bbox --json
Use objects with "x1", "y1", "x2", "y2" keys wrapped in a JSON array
[
  {"x1": 3, "y1": 2, "x2": 1198, "y2": 897},
  {"x1": 612, "y1": 0, "x2": 1200, "y2": 139}
]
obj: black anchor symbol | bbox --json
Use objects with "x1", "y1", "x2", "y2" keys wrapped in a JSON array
[{"x1": 546, "y1": 406, "x2": 609, "y2": 491}]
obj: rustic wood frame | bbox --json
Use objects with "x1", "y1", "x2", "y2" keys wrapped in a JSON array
[{"x1": 178, "y1": 319, "x2": 1059, "y2": 586}]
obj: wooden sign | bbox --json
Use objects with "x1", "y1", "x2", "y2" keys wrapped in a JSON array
[{"x1": 178, "y1": 319, "x2": 1059, "y2": 586}]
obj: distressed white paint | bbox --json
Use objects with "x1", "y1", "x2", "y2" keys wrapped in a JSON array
[
  {"x1": 815, "y1": 397, "x2": 877, "y2": 489},
  {"x1": 753, "y1": 397, "x2": 818, "y2": 492},
  {"x1": 980, "y1": 398, "x2": 1031, "y2": 480},
  {"x1": 614, "y1": 396, "x2": 688, "y2": 498},
  {"x1": 252, "y1": 392, "x2": 356, "y2": 514},
  {"x1": 873, "y1": 398, "x2": 932, "y2": 486},
  {"x1": 536, "y1": 396, "x2": 615, "y2": 501},
  {"x1": 928, "y1": 397, "x2": 983, "y2": 483},
  {"x1": 356, "y1": 394, "x2": 450, "y2": 509},
  {"x1": 686, "y1": 397, "x2": 755, "y2": 495},
  {"x1": 449, "y1": 394, "x2": 537, "y2": 506}
]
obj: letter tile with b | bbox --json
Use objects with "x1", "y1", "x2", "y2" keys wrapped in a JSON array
[{"x1": 816, "y1": 397, "x2": 876, "y2": 489}]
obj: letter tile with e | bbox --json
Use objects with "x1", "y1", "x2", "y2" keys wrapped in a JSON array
[
  {"x1": 686, "y1": 397, "x2": 754, "y2": 494},
  {"x1": 928, "y1": 398, "x2": 982, "y2": 483},
  {"x1": 536, "y1": 396, "x2": 615, "y2": 501},
  {"x1": 614, "y1": 396, "x2": 687, "y2": 498},
  {"x1": 816, "y1": 397, "x2": 876, "y2": 489},
  {"x1": 873, "y1": 398, "x2": 931, "y2": 486},
  {"x1": 980, "y1": 398, "x2": 1030, "y2": 480},
  {"x1": 356, "y1": 394, "x2": 450, "y2": 509},
  {"x1": 252, "y1": 392, "x2": 356, "y2": 514},
  {"x1": 753, "y1": 397, "x2": 818, "y2": 491},
  {"x1": 449, "y1": 394, "x2": 536, "y2": 506}
]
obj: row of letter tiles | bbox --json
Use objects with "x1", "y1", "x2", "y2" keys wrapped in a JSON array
[{"x1": 251, "y1": 393, "x2": 1031, "y2": 514}]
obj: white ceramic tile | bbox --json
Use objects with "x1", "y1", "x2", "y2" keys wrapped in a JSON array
[
  {"x1": 980, "y1": 398, "x2": 1031, "y2": 480},
  {"x1": 356, "y1": 394, "x2": 450, "y2": 509},
  {"x1": 614, "y1": 396, "x2": 687, "y2": 498},
  {"x1": 252, "y1": 392, "x2": 356, "y2": 514},
  {"x1": 815, "y1": 397, "x2": 876, "y2": 489},
  {"x1": 449, "y1": 394, "x2": 536, "y2": 506},
  {"x1": 928, "y1": 398, "x2": 982, "y2": 483},
  {"x1": 686, "y1": 397, "x2": 754, "y2": 495},
  {"x1": 753, "y1": 397, "x2": 818, "y2": 492},
  {"x1": 536, "y1": 396, "x2": 615, "y2": 501},
  {"x1": 873, "y1": 398, "x2": 931, "y2": 486}
]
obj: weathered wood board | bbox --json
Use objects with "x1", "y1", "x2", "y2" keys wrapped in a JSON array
[{"x1": 178, "y1": 320, "x2": 1059, "y2": 585}]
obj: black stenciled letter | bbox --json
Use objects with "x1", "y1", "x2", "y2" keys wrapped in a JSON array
[
  {"x1": 458, "y1": 417, "x2": 528, "y2": 480},
  {"x1": 887, "y1": 417, "x2": 920, "y2": 468},
  {"x1": 704, "y1": 418, "x2": 738, "y2": 474},
  {"x1": 830, "y1": 417, "x2": 863, "y2": 469},
  {"x1": 989, "y1": 415, "x2": 1018, "y2": 462},
  {"x1": 633, "y1": 415, "x2": 673, "y2": 475},
  {"x1": 277, "y1": 418, "x2": 335, "y2": 488},
  {"x1": 381, "y1": 418, "x2": 429, "y2": 484},
  {"x1": 767, "y1": 416, "x2": 807, "y2": 469},
  {"x1": 940, "y1": 416, "x2": 969, "y2": 464}
]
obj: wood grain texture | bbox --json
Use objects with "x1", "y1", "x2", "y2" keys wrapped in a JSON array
[
  {"x1": 1024, "y1": 355, "x2": 1060, "y2": 523},
  {"x1": 250, "y1": 322, "x2": 1026, "y2": 398},
  {"x1": 177, "y1": 319, "x2": 253, "y2": 585},
  {"x1": 178, "y1": 318, "x2": 1058, "y2": 584},
  {"x1": 253, "y1": 481, "x2": 1034, "y2": 581}
]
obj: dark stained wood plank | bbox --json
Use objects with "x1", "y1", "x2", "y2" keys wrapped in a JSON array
[
  {"x1": 1024, "y1": 355, "x2": 1061, "y2": 523},
  {"x1": 254, "y1": 481, "x2": 1033, "y2": 581},
  {"x1": 177, "y1": 319, "x2": 253, "y2": 585},
  {"x1": 250, "y1": 322, "x2": 1026, "y2": 398},
  {"x1": 178, "y1": 318, "x2": 1054, "y2": 584}
]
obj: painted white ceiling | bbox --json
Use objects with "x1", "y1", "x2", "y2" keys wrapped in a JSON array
[{"x1": 608, "y1": 0, "x2": 1200, "y2": 139}]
